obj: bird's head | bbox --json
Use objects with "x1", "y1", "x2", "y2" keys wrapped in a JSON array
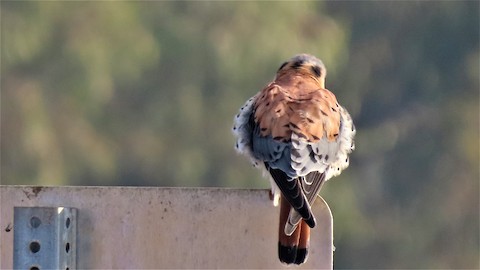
[{"x1": 276, "y1": 54, "x2": 327, "y2": 88}]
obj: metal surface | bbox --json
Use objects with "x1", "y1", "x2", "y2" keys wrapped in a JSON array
[
  {"x1": 1, "y1": 186, "x2": 333, "y2": 269},
  {"x1": 13, "y1": 207, "x2": 77, "y2": 270}
]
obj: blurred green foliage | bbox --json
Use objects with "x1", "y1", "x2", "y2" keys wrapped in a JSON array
[{"x1": 1, "y1": 1, "x2": 478, "y2": 268}]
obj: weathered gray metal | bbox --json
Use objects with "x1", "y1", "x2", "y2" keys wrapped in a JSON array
[
  {"x1": 1, "y1": 186, "x2": 333, "y2": 269},
  {"x1": 13, "y1": 207, "x2": 76, "y2": 270}
]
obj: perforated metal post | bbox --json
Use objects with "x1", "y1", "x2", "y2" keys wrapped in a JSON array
[
  {"x1": 13, "y1": 207, "x2": 77, "y2": 270},
  {"x1": 2, "y1": 187, "x2": 333, "y2": 268}
]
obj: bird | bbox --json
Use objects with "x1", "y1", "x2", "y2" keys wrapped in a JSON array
[{"x1": 232, "y1": 54, "x2": 356, "y2": 265}]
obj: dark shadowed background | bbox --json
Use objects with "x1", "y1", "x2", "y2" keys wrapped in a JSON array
[{"x1": 2, "y1": 1, "x2": 478, "y2": 268}]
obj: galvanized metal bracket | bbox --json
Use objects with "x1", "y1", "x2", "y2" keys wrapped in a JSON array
[{"x1": 13, "y1": 207, "x2": 77, "y2": 270}]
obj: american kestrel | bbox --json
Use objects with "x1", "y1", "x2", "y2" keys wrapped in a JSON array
[{"x1": 233, "y1": 54, "x2": 355, "y2": 265}]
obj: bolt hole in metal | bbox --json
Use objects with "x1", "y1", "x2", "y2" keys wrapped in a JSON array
[
  {"x1": 29, "y1": 266, "x2": 40, "y2": 270},
  {"x1": 29, "y1": 241, "x2": 41, "y2": 253},
  {"x1": 66, "y1": 217, "x2": 70, "y2": 229},
  {"x1": 65, "y1": 216, "x2": 71, "y2": 270},
  {"x1": 30, "y1": 216, "x2": 41, "y2": 228}
]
